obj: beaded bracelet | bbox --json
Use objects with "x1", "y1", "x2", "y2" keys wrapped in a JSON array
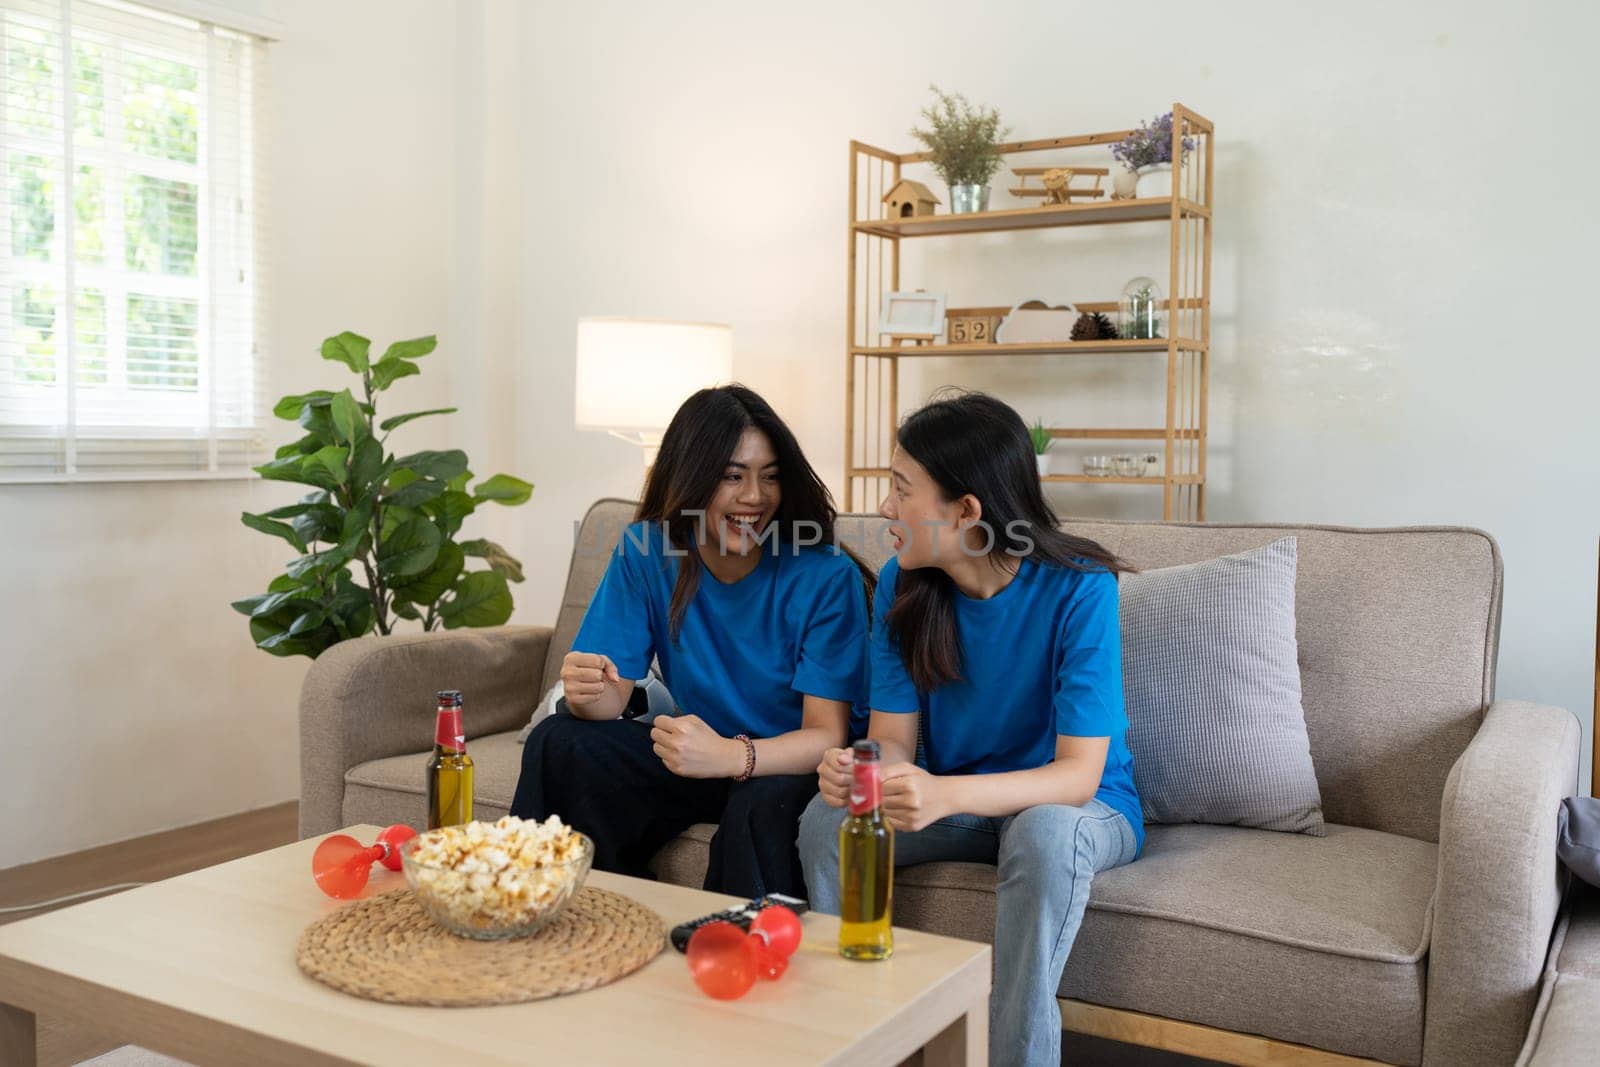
[{"x1": 733, "y1": 733, "x2": 756, "y2": 782}]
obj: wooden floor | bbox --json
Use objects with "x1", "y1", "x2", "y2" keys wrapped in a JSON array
[{"x1": 0, "y1": 801, "x2": 300, "y2": 1067}]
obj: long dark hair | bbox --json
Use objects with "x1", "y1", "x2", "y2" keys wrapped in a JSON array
[
  {"x1": 886, "y1": 390, "x2": 1131, "y2": 692},
  {"x1": 636, "y1": 384, "x2": 874, "y2": 639}
]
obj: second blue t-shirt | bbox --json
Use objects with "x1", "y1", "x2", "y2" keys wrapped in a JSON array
[{"x1": 870, "y1": 554, "x2": 1144, "y2": 854}]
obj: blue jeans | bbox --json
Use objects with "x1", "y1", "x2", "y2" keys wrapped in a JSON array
[{"x1": 798, "y1": 794, "x2": 1138, "y2": 1067}]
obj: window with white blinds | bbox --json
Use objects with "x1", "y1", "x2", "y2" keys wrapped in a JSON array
[{"x1": 0, "y1": 0, "x2": 267, "y2": 481}]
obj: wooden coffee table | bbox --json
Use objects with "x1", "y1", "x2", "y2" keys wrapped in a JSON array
[{"x1": 0, "y1": 825, "x2": 991, "y2": 1066}]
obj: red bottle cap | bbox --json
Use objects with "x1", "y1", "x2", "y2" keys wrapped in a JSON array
[
  {"x1": 849, "y1": 741, "x2": 881, "y2": 816},
  {"x1": 435, "y1": 691, "x2": 465, "y2": 751}
]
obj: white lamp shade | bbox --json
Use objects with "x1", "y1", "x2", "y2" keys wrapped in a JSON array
[{"x1": 574, "y1": 318, "x2": 734, "y2": 434}]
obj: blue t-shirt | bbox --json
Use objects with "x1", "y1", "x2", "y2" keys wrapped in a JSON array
[
  {"x1": 573, "y1": 522, "x2": 870, "y2": 739},
  {"x1": 870, "y1": 555, "x2": 1143, "y2": 854}
]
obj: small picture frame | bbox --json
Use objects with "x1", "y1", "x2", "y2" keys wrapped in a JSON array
[{"x1": 878, "y1": 291, "x2": 947, "y2": 341}]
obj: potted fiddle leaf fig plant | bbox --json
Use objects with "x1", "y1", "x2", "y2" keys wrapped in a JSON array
[{"x1": 233, "y1": 331, "x2": 534, "y2": 659}]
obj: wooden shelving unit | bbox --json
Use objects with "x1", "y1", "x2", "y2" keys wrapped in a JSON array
[{"x1": 844, "y1": 104, "x2": 1214, "y2": 520}]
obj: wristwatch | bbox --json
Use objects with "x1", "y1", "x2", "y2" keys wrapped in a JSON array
[{"x1": 619, "y1": 685, "x2": 652, "y2": 720}]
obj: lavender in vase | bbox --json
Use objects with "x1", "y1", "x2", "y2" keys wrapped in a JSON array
[
  {"x1": 1113, "y1": 111, "x2": 1196, "y2": 198},
  {"x1": 1111, "y1": 111, "x2": 1196, "y2": 171}
]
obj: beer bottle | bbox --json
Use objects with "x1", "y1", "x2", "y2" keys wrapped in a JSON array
[
  {"x1": 425, "y1": 690, "x2": 474, "y2": 830},
  {"x1": 838, "y1": 738, "x2": 893, "y2": 959}
]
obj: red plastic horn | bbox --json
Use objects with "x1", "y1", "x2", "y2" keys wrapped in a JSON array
[
  {"x1": 686, "y1": 906, "x2": 804, "y2": 999},
  {"x1": 311, "y1": 824, "x2": 418, "y2": 899}
]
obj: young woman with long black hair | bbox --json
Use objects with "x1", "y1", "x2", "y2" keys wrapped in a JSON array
[
  {"x1": 798, "y1": 390, "x2": 1141, "y2": 1067},
  {"x1": 511, "y1": 384, "x2": 872, "y2": 899}
]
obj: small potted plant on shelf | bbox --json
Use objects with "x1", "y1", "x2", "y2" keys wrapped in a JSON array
[
  {"x1": 1029, "y1": 418, "x2": 1053, "y2": 476},
  {"x1": 1111, "y1": 111, "x2": 1194, "y2": 199},
  {"x1": 909, "y1": 86, "x2": 1010, "y2": 215}
]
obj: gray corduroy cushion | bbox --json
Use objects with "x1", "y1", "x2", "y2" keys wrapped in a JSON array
[{"x1": 1119, "y1": 537, "x2": 1325, "y2": 835}]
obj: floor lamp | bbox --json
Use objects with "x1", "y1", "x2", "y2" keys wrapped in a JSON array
[{"x1": 574, "y1": 318, "x2": 735, "y2": 469}]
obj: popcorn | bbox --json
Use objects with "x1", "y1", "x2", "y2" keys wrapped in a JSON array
[{"x1": 405, "y1": 815, "x2": 589, "y2": 935}]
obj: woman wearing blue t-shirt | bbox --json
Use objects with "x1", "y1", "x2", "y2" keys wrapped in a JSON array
[
  {"x1": 512, "y1": 384, "x2": 871, "y2": 900},
  {"x1": 798, "y1": 391, "x2": 1141, "y2": 1067}
]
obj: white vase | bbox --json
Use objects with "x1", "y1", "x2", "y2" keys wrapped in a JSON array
[
  {"x1": 1035, "y1": 453, "x2": 1051, "y2": 477},
  {"x1": 1111, "y1": 166, "x2": 1139, "y2": 199},
  {"x1": 1135, "y1": 163, "x2": 1173, "y2": 199}
]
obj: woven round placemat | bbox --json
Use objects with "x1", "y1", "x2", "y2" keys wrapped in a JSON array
[{"x1": 295, "y1": 886, "x2": 665, "y2": 1006}]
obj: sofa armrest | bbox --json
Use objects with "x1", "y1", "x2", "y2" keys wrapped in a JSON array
[
  {"x1": 1424, "y1": 700, "x2": 1582, "y2": 1067},
  {"x1": 298, "y1": 624, "x2": 553, "y2": 839}
]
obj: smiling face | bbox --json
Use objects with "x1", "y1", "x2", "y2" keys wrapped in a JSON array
[
  {"x1": 879, "y1": 446, "x2": 976, "y2": 570},
  {"x1": 704, "y1": 427, "x2": 781, "y2": 556}
]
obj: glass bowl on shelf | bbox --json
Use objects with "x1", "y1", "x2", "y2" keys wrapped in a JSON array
[
  {"x1": 1082, "y1": 455, "x2": 1111, "y2": 478},
  {"x1": 1112, "y1": 454, "x2": 1142, "y2": 477}
]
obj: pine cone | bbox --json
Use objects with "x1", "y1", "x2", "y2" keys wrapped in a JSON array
[
  {"x1": 1070, "y1": 313, "x2": 1101, "y2": 341},
  {"x1": 1091, "y1": 311, "x2": 1118, "y2": 339}
]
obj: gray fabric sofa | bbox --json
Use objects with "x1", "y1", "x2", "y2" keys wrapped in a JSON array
[{"x1": 299, "y1": 498, "x2": 1582, "y2": 1066}]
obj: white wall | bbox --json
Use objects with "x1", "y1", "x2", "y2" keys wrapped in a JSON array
[
  {"x1": 0, "y1": 0, "x2": 460, "y2": 867},
  {"x1": 6, "y1": 0, "x2": 1595, "y2": 869},
  {"x1": 504, "y1": 0, "x2": 1600, "y2": 789}
]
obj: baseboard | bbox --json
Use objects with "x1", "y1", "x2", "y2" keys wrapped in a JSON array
[{"x1": 0, "y1": 801, "x2": 300, "y2": 922}]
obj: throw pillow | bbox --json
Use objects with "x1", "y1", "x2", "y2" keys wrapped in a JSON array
[
  {"x1": 1119, "y1": 536, "x2": 1325, "y2": 835},
  {"x1": 1559, "y1": 797, "x2": 1600, "y2": 889}
]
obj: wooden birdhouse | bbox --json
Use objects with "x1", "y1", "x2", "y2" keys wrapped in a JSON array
[{"x1": 882, "y1": 179, "x2": 940, "y2": 219}]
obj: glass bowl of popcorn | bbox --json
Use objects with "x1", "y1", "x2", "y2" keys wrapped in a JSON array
[{"x1": 401, "y1": 815, "x2": 594, "y2": 940}]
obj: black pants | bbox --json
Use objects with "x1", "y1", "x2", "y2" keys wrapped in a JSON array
[{"x1": 509, "y1": 710, "x2": 819, "y2": 900}]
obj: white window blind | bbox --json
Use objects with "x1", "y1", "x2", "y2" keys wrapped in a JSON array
[{"x1": 0, "y1": 0, "x2": 268, "y2": 481}]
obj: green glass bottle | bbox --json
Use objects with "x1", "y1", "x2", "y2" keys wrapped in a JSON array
[
  {"x1": 838, "y1": 739, "x2": 893, "y2": 960},
  {"x1": 425, "y1": 689, "x2": 474, "y2": 830}
]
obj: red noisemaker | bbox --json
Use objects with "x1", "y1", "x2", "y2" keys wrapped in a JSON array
[
  {"x1": 310, "y1": 824, "x2": 419, "y2": 899},
  {"x1": 686, "y1": 905, "x2": 804, "y2": 999}
]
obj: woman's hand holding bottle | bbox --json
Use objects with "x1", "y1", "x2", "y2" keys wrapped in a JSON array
[
  {"x1": 880, "y1": 763, "x2": 948, "y2": 832},
  {"x1": 816, "y1": 746, "x2": 855, "y2": 807}
]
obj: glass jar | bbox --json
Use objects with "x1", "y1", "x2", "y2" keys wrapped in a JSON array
[{"x1": 1119, "y1": 277, "x2": 1164, "y2": 340}]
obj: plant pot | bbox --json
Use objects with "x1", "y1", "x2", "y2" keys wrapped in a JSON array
[
  {"x1": 1135, "y1": 163, "x2": 1173, "y2": 199},
  {"x1": 1111, "y1": 166, "x2": 1139, "y2": 199},
  {"x1": 950, "y1": 184, "x2": 991, "y2": 214},
  {"x1": 1035, "y1": 453, "x2": 1051, "y2": 477}
]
